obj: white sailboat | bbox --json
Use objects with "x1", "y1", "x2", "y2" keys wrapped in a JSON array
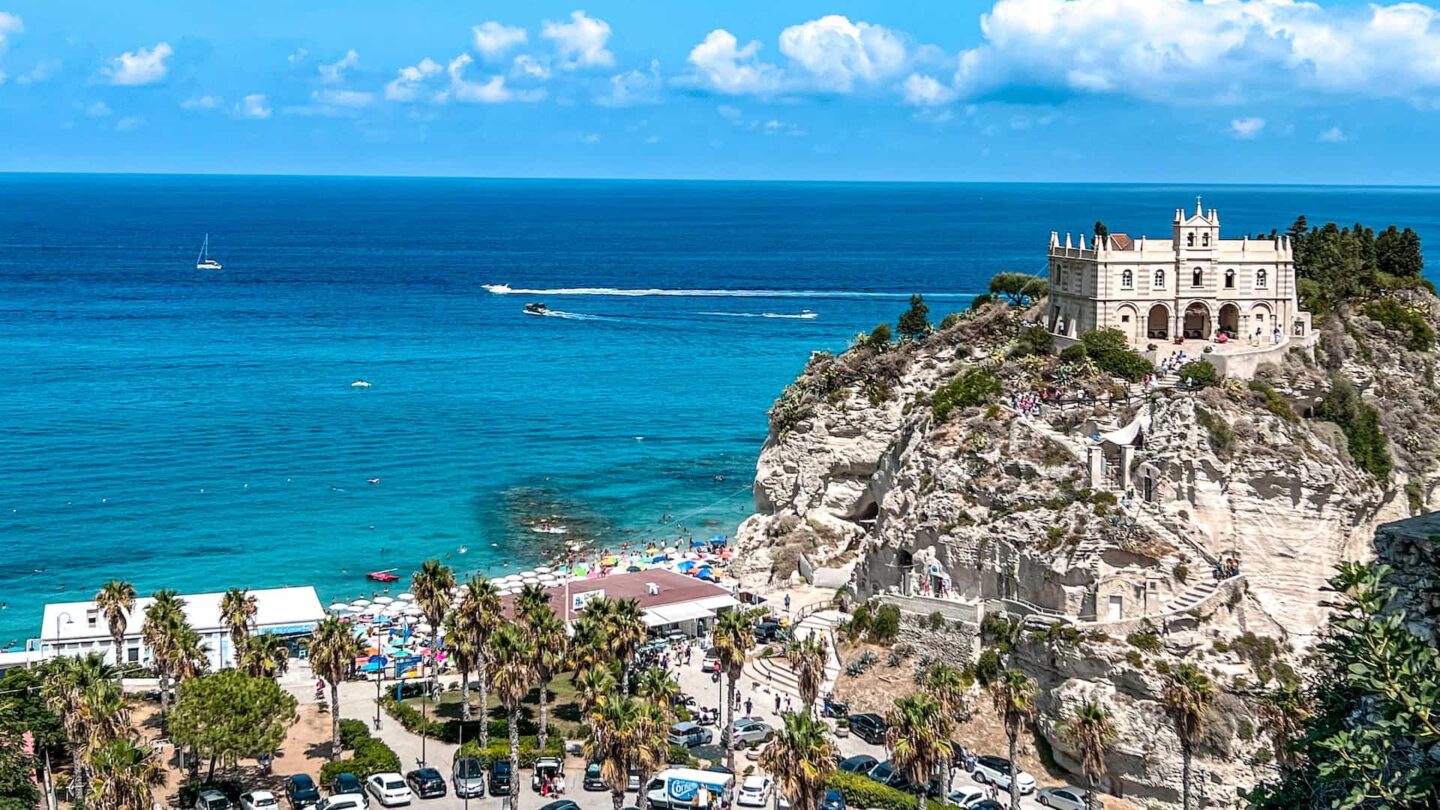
[{"x1": 196, "y1": 234, "x2": 223, "y2": 270}]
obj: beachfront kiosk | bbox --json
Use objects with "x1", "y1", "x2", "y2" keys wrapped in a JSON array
[
  {"x1": 30, "y1": 586, "x2": 325, "y2": 671},
  {"x1": 502, "y1": 568, "x2": 741, "y2": 638}
]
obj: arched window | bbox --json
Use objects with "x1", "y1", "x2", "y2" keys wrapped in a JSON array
[
  {"x1": 1186, "y1": 233, "x2": 1195, "y2": 247},
  {"x1": 1225, "y1": 269, "x2": 1235, "y2": 289},
  {"x1": 1192, "y1": 268, "x2": 1203, "y2": 287},
  {"x1": 1154, "y1": 269, "x2": 1166, "y2": 289},
  {"x1": 1257, "y1": 268, "x2": 1268, "y2": 288},
  {"x1": 1202, "y1": 233, "x2": 1211, "y2": 247},
  {"x1": 1121, "y1": 269, "x2": 1134, "y2": 289}
]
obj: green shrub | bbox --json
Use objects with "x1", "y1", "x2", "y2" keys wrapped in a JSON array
[
  {"x1": 1194, "y1": 406, "x2": 1235, "y2": 460},
  {"x1": 1013, "y1": 325, "x2": 1054, "y2": 357},
  {"x1": 861, "y1": 322, "x2": 893, "y2": 351},
  {"x1": 1078, "y1": 328, "x2": 1153, "y2": 381},
  {"x1": 968, "y1": 293, "x2": 994, "y2": 312},
  {"x1": 826, "y1": 771, "x2": 946, "y2": 810},
  {"x1": 932, "y1": 368, "x2": 1002, "y2": 422},
  {"x1": 320, "y1": 736, "x2": 402, "y2": 783},
  {"x1": 1177, "y1": 360, "x2": 1221, "y2": 389},
  {"x1": 1316, "y1": 377, "x2": 1392, "y2": 479},
  {"x1": 871, "y1": 604, "x2": 902, "y2": 643},
  {"x1": 1058, "y1": 343, "x2": 1087, "y2": 364},
  {"x1": 975, "y1": 649, "x2": 1001, "y2": 686},
  {"x1": 1126, "y1": 631, "x2": 1163, "y2": 653},
  {"x1": 1174, "y1": 563, "x2": 1190, "y2": 585},
  {"x1": 939, "y1": 312, "x2": 964, "y2": 330},
  {"x1": 926, "y1": 611, "x2": 946, "y2": 631},
  {"x1": 1247, "y1": 379, "x2": 1298, "y2": 422},
  {"x1": 338, "y1": 718, "x2": 371, "y2": 750},
  {"x1": 454, "y1": 735, "x2": 565, "y2": 767},
  {"x1": 668, "y1": 743, "x2": 696, "y2": 766},
  {"x1": 1363, "y1": 299, "x2": 1435, "y2": 352}
]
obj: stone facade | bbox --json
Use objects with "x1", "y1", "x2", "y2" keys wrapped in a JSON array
[{"x1": 1046, "y1": 200, "x2": 1312, "y2": 345}]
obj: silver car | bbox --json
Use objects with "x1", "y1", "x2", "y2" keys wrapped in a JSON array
[
  {"x1": 454, "y1": 756, "x2": 486, "y2": 799},
  {"x1": 1036, "y1": 787, "x2": 1087, "y2": 810},
  {"x1": 723, "y1": 718, "x2": 775, "y2": 747}
]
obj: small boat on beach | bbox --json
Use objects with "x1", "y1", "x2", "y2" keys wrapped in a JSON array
[
  {"x1": 367, "y1": 569, "x2": 399, "y2": 583},
  {"x1": 196, "y1": 234, "x2": 223, "y2": 270},
  {"x1": 523, "y1": 302, "x2": 550, "y2": 316}
]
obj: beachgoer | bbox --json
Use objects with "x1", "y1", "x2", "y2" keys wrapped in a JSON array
[
  {"x1": 744, "y1": 698, "x2": 753, "y2": 716},
  {"x1": 775, "y1": 693, "x2": 782, "y2": 713}
]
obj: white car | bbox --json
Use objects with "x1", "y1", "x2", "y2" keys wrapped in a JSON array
[
  {"x1": 366, "y1": 772, "x2": 414, "y2": 807},
  {"x1": 1036, "y1": 786, "x2": 1089, "y2": 810},
  {"x1": 972, "y1": 755, "x2": 1036, "y2": 795},
  {"x1": 316, "y1": 797, "x2": 366, "y2": 810},
  {"x1": 736, "y1": 776, "x2": 772, "y2": 808},
  {"x1": 239, "y1": 791, "x2": 279, "y2": 810},
  {"x1": 944, "y1": 786, "x2": 988, "y2": 808},
  {"x1": 193, "y1": 790, "x2": 232, "y2": 810}
]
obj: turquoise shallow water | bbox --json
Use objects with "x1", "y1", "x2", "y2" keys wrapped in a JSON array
[{"x1": 1, "y1": 175, "x2": 1437, "y2": 645}]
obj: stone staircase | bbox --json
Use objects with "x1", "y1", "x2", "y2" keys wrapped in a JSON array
[
  {"x1": 1161, "y1": 578, "x2": 1219, "y2": 613},
  {"x1": 742, "y1": 610, "x2": 845, "y2": 704}
]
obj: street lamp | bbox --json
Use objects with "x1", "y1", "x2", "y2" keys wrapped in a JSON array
[
  {"x1": 53, "y1": 612, "x2": 73, "y2": 657},
  {"x1": 373, "y1": 670, "x2": 383, "y2": 731}
]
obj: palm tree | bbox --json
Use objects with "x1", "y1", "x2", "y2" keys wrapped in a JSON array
[
  {"x1": 1060, "y1": 701, "x2": 1116, "y2": 810},
  {"x1": 568, "y1": 614, "x2": 611, "y2": 677},
  {"x1": 490, "y1": 622, "x2": 536, "y2": 800},
  {"x1": 87, "y1": 733, "x2": 166, "y2": 810},
  {"x1": 759, "y1": 711, "x2": 837, "y2": 810},
  {"x1": 1257, "y1": 682, "x2": 1308, "y2": 772},
  {"x1": 516, "y1": 582, "x2": 552, "y2": 623},
  {"x1": 454, "y1": 575, "x2": 502, "y2": 742},
  {"x1": 1163, "y1": 663, "x2": 1213, "y2": 810},
  {"x1": 412, "y1": 560, "x2": 456, "y2": 685},
  {"x1": 988, "y1": 669, "x2": 1037, "y2": 810},
  {"x1": 713, "y1": 608, "x2": 758, "y2": 773},
  {"x1": 41, "y1": 653, "x2": 127, "y2": 795},
  {"x1": 587, "y1": 695, "x2": 644, "y2": 810},
  {"x1": 631, "y1": 701, "x2": 673, "y2": 810},
  {"x1": 219, "y1": 587, "x2": 258, "y2": 666},
  {"x1": 239, "y1": 633, "x2": 292, "y2": 679},
  {"x1": 170, "y1": 623, "x2": 210, "y2": 686},
  {"x1": 635, "y1": 666, "x2": 681, "y2": 706},
  {"x1": 141, "y1": 589, "x2": 186, "y2": 716},
  {"x1": 445, "y1": 611, "x2": 480, "y2": 722},
  {"x1": 94, "y1": 580, "x2": 137, "y2": 670},
  {"x1": 604, "y1": 598, "x2": 647, "y2": 694},
  {"x1": 525, "y1": 609, "x2": 569, "y2": 752},
  {"x1": 309, "y1": 616, "x2": 360, "y2": 761},
  {"x1": 784, "y1": 634, "x2": 828, "y2": 716},
  {"x1": 887, "y1": 693, "x2": 954, "y2": 810},
  {"x1": 920, "y1": 662, "x2": 974, "y2": 722},
  {"x1": 575, "y1": 666, "x2": 618, "y2": 716}
]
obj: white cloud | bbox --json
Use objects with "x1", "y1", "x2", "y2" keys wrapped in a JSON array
[
  {"x1": 448, "y1": 53, "x2": 545, "y2": 103},
  {"x1": 902, "y1": 73, "x2": 957, "y2": 107},
  {"x1": 1319, "y1": 125, "x2": 1347, "y2": 143},
  {"x1": 686, "y1": 29, "x2": 782, "y2": 95},
  {"x1": 717, "y1": 104, "x2": 743, "y2": 120},
  {"x1": 385, "y1": 57, "x2": 443, "y2": 102},
  {"x1": 581, "y1": 132, "x2": 601, "y2": 144},
  {"x1": 182, "y1": 94, "x2": 222, "y2": 111},
  {"x1": 1229, "y1": 117, "x2": 1265, "y2": 139},
  {"x1": 473, "y1": 22, "x2": 528, "y2": 60},
  {"x1": 777, "y1": 15, "x2": 907, "y2": 92},
  {"x1": 236, "y1": 93, "x2": 272, "y2": 119},
  {"x1": 0, "y1": 12, "x2": 21, "y2": 70},
  {"x1": 953, "y1": 0, "x2": 1440, "y2": 104},
  {"x1": 597, "y1": 59, "x2": 662, "y2": 106},
  {"x1": 115, "y1": 115, "x2": 142, "y2": 131},
  {"x1": 15, "y1": 58, "x2": 60, "y2": 85},
  {"x1": 511, "y1": 54, "x2": 551, "y2": 80},
  {"x1": 319, "y1": 49, "x2": 359, "y2": 83},
  {"x1": 86, "y1": 101, "x2": 112, "y2": 117},
  {"x1": 106, "y1": 42, "x2": 172, "y2": 86},
  {"x1": 541, "y1": 10, "x2": 614, "y2": 70},
  {"x1": 313, "y1": 88, "x2": 374, "y2": 108},
  {"x1": 287, "y1": 48, "x2": 309, "y2": 65}
]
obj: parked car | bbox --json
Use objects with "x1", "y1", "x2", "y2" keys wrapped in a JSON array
[
  {"x1": 866, "y1": 762, "x2": 909, "y2": 792},
  {"x1": 531, "y1": 756, "x2": 565, "y2": 793},
  {"x1": 1035, "y1": 787, "x2": 1088, "y2": 810},
  {"x1": 537, "y1": 802, "x2": 580, "y2": 810},
  {"x1": 194, "y1": 790, "x2": 233, "y2": 810},
  {"x1": 286, "y1": 774, "x2": 322, "y2": 809},
  {"x1": 754, "y1": 621, "x2": 786, "y2": 642},
  {"x1": 944, "y1": 786, "x2": 988, "y2": 808},
  {"x1": 453, "y1": 757, "x2": 485, "y2": 799},
  {"x1": 722, "y1": 718, "x2": 775, "y2": 747},
  {"x1": 240, "y1": 791, "x2": 279, "y2": 810},
  {"x1": 329, "y1": 774, "x2": 366, "y2": 800},
  {"x1": 971, "y1": 756, "x2": 1036, "y2": 795},
  {"x1": 584, "y1": 763, "x2": 609, "y2": 791},
  {"x1": 405, "y1": 768, "x2": 446, "y2": 799},
  {"x1": 821, "y1": 789, "x2": 846, "y2": 810},
  {"x1": 836, "y1": 755, "x2": 879, "y2": 776},
  {"x1": 490, "y1": 760, "x2": 514, "y2": 795},
  {"x1": 366, "y1": 772, "x2": 414, "y2": 807},
  {"x1": 315, "y1": 797, "x2": 366, "y2": 810},
  {"x1": 736, "y1": 776, "x2": 772, "y2": 808},
  {"x1": 668, "y1": 722, "x2": 715, "y2": 747},
  {"x1": 847, "y1": 713, "x2": 887, "y2": 745}
]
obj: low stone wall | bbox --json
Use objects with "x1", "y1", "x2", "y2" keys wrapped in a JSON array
[{"x1": 878, "y1": 592, "x2": 981, "y2": 624}]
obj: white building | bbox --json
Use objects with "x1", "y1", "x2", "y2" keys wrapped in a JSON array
[
  {"x1": 1046, "y1": 199, "x2": 1312, "y2": 345},
  {"x1": 34, "y1": 586, "x2": 325, "y2": 671}
]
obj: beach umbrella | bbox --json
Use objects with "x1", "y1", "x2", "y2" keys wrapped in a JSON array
[
  {"x1": 675, "y1": 560, "x2": 696, "y2": 573},
  {"x1": 329, "y1": 603, "x2": 351, "y2": 612},
  {"x1": 396, "y1": 592, "x2": 415, "y2": 601},
  {"x1": 691, "y1": 538, "x2": 707, "y2": 548},
  {"x1": 352, "y1": 598, "x2": 371, "y2": 606},
  {"x1": 535, "y1": 566, "x2": 552, "y2": 574},
  {"x1": 711, "y1": 535, "x2": 727, "y2": 544},
  {"x1": 626, "y1": 566, "x2": 643, "y2": 573},
  {"x1": 349, "y1": 601, "x2": 371, "y2": 611},
  {"x1": 373, "y1": 596, "x2": 394, "y2": 605},
  {"x1": 404, "y1": 605, "x2": 423, "y2": 617}
]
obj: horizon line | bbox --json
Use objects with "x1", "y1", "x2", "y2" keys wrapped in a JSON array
[{"x1": 2, "y1": 169, "x2": 1439, "y2": 191}]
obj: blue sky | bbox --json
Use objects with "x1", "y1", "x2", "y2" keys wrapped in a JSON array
[{"x1": 2, "y1": 0, "x2": 1440, "y2": 183}]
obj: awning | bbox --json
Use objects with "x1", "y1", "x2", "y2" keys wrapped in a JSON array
[
  {"x1": 643, "y1": 602, "x2": 718, "y2": 627},
  {"x1": 691, "y1": 594, "x2": 742, "y2": 612}
]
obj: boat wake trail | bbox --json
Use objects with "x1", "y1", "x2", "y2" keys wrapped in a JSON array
[
  {"x1": 538, "y1": 309, "x2": 601, "y2": 321},
  {"x1": 485, "y1": 284, "x2": 970, "y2": 300},
  {"x1": 699, "y1": 311, "x2": 820, "y2": 320}
]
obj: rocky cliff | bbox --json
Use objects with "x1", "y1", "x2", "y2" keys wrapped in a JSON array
[{"x1": 734, "y1": 292, "x2": 1440, "y2": 807}]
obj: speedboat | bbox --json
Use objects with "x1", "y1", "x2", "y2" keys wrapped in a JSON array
[
  {"x1": 523, "y1": 302, "x2": 550, "y2": 316},
  {"x1": 351, "y1": 380, "x2": 372, "y2": 389},
  {"x1": 367, "y1": 478, "x2": 381, "y2": 485}
]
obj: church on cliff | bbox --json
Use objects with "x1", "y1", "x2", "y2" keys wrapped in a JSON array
[{"x1": 1045, "y1": 200, "x2": 1312, "y2": 348}]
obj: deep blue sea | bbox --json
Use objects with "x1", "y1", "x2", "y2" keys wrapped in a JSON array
[{"x1": 1, "y1": 175, "x2": 1438, "y2": 645}]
